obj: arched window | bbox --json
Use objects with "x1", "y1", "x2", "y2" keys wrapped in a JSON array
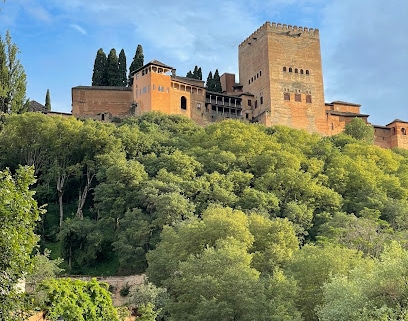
[
  {"x1": 181, "y1": 96, "x2": 187, "y2": 110},
  {"x1": 289, "y1": 67, "x2": 293, "y2": 72},
  {"x1": 306, "y1": 70, "x2": 310, "y2": 75},
  {"x1": 300, "y1": 69, "x2": 304, "y2": 74},
  {"x1": 283, "y1": 67, "x2": 287, "y2": 72},
  {"x1": 402, "y1": 128, "x2": 407, "y2": 135},
  {"x1": 295, "y1": 68, "x2": 298, "y2": 73}
]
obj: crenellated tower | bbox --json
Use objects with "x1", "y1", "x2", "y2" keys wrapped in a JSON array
[{"x1": 239, "y1": 22, "x2": 327, "y2": 133}]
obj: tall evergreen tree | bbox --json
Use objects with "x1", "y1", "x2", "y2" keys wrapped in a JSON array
[
  {"x1": 92, "y1": 48, "x2": 107, "y2": 86},
  {"x1": 0, "y1": 31, "x2": 28, "y2": 113},
  {"x1": 106, "y1": 48, "x2": 121, "y2": 86},
  {"x1": 213, "y1": 69, "x2": 222, "y2": 92},
  {"x1": 45, "y1": 89, "x2": 51, "y2": 111},
  {"x1": 186, "y1": 66, "x2": 203, "y2": 80},
  {"x1": 118, "y1": 49, "x2": 127, "y2": 87},
  {"x1": 128, "y1": 44, "x2": 144, "y2": 86},
  {"x1": 206, "y1": 71, "x2": 214, "y2": 91}
]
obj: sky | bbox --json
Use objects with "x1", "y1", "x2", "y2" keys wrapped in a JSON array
[{"x1": 0, "y1": 0, "x2": 407, "y2": 126}]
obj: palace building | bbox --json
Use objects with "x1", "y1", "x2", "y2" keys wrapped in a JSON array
[{"x1": 72, "y1": 22, "x2": 408, "y2": 149}]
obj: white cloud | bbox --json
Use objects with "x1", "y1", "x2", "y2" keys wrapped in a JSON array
[{"x1": 70, "y1": 24, "x2": 87, "y2": 35}]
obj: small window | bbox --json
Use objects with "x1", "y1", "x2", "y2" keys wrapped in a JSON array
[
  {"x1": 260, "y1": 96, "x2": 263, "y2": 105},
  {"x1": 306, "y1": 70, "x2": 310, "y2": 75},
  {"x1": 295, "y1": 68, "x2": 298, "y2": 73},
  {"x1": 284, "y1": 93, "x2": 290, "y2": 101},
  {"x1": 331, "y1": 123, "x2": 334, "y2": 130},
  {"x1": 295, "y1": 93, "x2": 301, "y2": 102},
  {"x1": 181, "y1": 96, "x2": 187, "y2": 110},
  {"x1": 259, "y1": 70, "x2": 262, "y2": 76},
  {"x1": 255, "y1": 100, "x2": 258, "y2": 108},
  {"x1": 246, "y1": 113, "x2": 249, "y2": 119},
  {"x1": 248, "y1": 79, "x2": 250, "y2": 84},
  {"x1": 392, "y1": 128, "x2": 396, "y2": 134},
  {"x1": 283, "y1": 67, "x2": 287, "y2": 72},
  {"x1": 248, "y1": 99, "x2": 252, "y2": 107},
  {"x1": 300, "y1": 69, "x2": 304, "y2": 74},
  {"x1": 306, "y1": 95, "x2": 312, "y2": 103},
  {"x1": 402, "y1": 128, "x2": 407, "y2": 135},
  {"x1": 289, "y1": 67, "x2": 293, "y2": 73},
  {"x1": 197, "y1": 103, "x2": 201, "y2": 109}
]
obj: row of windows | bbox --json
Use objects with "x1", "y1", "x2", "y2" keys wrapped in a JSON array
[
  {"x1": 283, "y1": 67, "x2": 310, "y2": 75},
  {"x1": 248, "y1": 70, "x2": 262, "y2": 84},
  {"x1": 248, "y1": 97, "x2": 264, "y2": 109},
  {"x1": 284, "y1": 92, "x2": 312, "y2": 103},
  {"x1": 136, "y1": 84, "x2": 169, "y2": 96}
]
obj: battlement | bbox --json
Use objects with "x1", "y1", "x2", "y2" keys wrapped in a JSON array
[{"x1": 239, "y1": 21, "x2": 319, "y2": 47}]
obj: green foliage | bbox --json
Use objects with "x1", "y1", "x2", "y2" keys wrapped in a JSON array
[
  {"x1": 344, "y1": 117, "x2": 375, "y2": 144},
  {"x1": 92, "y1": 48, "x2": 107, "y2": 86},
  {"x1": 286, "y1": 243, "x2": 365, "y2": 321},
  {"x1": 0, "y1": 166, "x2": 42, "y2": 320},
  {"x1": 318, "y1": 242, "x2": 408, "y2": 321},
  {"x1": 3, "y1": 112, "x2": 408, "y2": 319},
  {"x1": 0, "y1": 30, "x2": 28, "y2": 113},
  {"x1": 37, "y1": 278, "x2": 119, "y2": 321}
]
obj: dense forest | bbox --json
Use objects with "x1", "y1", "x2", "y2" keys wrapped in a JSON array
[{"x1": 2, "y1": 112, "x2": 408, "y2": 320}]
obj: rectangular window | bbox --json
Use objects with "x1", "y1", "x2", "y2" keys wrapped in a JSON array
[
  {"x1": 260, "y1": 96, "x2": 264, "y2": 105},
  {"x1": 284, "y1": 93, "x2": 290, "y2": 101},
  {"x1": 197, "y1": 103, "x2": 201, "y2": 109},
  {"x1": 248, "y1": 99, "x2": 252, "y2": 107},
  {"x1": 295, "y1": 94, "x2": 301, "y2": 102},
  {"x1": 255, "y1": 100, "x2": 258, "y2": 109},
  {"x1": 306, "y1": 95, "x2": 312, "y2": 103}
]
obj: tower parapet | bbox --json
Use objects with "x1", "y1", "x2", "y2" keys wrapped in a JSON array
[{"x1": 239, "y1": 21, "x2": 320, "y2": 48}]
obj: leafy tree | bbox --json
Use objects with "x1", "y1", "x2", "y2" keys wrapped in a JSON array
[
  {"x1": 317, "y1": 242, "x2": 408, "y2": 321},
  {"x1": 45, "y1": 89, "x2": 51, "y2": 111},
  {"x1": 128, "y1": 44, "x2": 144, "y2": 86},
  {"x1": 91, "y1": 48, "x2": 107, "y2": 86},
  {"x1": 118, "y1": 48, "x2": 127, "y2": 86},
  {"x1": 0, "y1": 166, "x2": 42, "y2": 321},
  {"x1": 106, "y1": 48, "x2": 121, "y2": 86},
  {"x1": 286, "y1": 243, "x2": 365, "y2": 321},
  {"x1": 37, "y1": 278, "x2": 119, "y2": 321},
  {"x1": 344, "y1": 117, "x2": 374, "y2": 144},
  {"x1": 0, "y1": 30, "x2": 28, "y2": 113}
]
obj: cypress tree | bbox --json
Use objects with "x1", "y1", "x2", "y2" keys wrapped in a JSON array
[
  {"x1": 92, "y1": 48, "x2": 107, "y2": 86},
  {"x1": 128, "y1": 44, "x2": 144, "y2": 86},
  {"x1": 198, "y1": 67, "x2": 202, "y2": 80},
  {"x1": 193, "y1": 66, "x2": 199, "y2": 79},
  {"x1": 186, "y1": 70, "x2": 193, "y2": 78},
  {"x1": 213, "y1": 69, "x2": 222, "y2": 92},
  {"x1": 45, "y1": 89, "x2": 51, "y2": 111},
  {"x1": 106, "y1": 48, "x2": 120, "y2": 86},
  {"x1": 118, "y1": 49, "x2": 127, "y2": 87},
  {"x1": 206, "y1": 71, "x2": 214, "y2": 91}
]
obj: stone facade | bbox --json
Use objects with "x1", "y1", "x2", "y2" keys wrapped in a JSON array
[{"x1": 71, "y1": 21, "x2": 407, "y2": 149}]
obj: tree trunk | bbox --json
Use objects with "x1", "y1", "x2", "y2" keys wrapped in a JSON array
[
  {"x1": 76, "y1": 169, "x2": 95, "y2": 220},
  {"x1": 57, "y1": 174, "x2": 66, "y2": 227}
]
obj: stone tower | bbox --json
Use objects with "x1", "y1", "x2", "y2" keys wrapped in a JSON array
[{"x1": 239, "y1": 22, "x2": 327, "y2": 133}]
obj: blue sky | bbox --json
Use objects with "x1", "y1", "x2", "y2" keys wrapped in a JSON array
[{"x1": 0, "y1": 0, "x2": 407, "y2": 126}]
